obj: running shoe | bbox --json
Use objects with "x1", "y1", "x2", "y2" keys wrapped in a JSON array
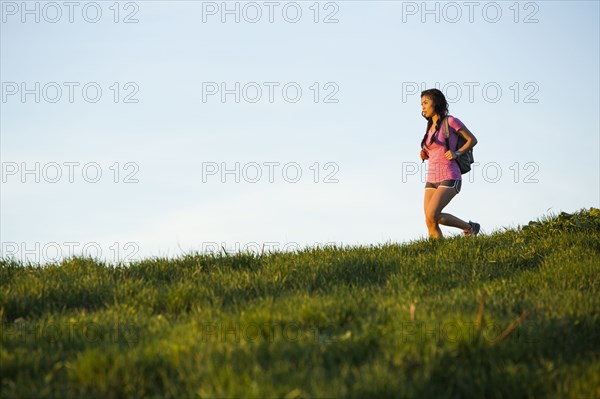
[{"x1": 466, "y1": 220, "x2": 480, "y2": 237}]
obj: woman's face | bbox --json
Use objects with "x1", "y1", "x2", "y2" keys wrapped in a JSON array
[{"x1": 421, "y1": 96, "x2": 435, "y2": 118}]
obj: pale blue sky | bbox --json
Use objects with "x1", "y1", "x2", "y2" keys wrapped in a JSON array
[{"x1": 1, "y1": 1, "x2": 599, "y2": 264}]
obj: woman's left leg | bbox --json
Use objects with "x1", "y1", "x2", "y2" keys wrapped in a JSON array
[
  {"x1": 433, "y1": 181, "x2": 473, "y2": 235},
  {"x1": 425, "y1": 187, "x2": 458, "y2": 239}
]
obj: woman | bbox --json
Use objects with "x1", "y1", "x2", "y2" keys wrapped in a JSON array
[{"x1": 419, "y1": 88, "x2": 480, "y2": 239}]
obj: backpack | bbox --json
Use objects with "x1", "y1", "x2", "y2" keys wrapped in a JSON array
[{"x1": 442, "y1": 115, "x2": 474, "y2": 175}]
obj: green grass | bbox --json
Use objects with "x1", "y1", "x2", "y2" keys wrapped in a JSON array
[{"x1": 1, "y1": 207, "x2": 599, "y2": 398}]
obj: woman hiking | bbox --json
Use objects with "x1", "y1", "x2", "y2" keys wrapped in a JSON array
[{"x1": 419, "y1": 88, "x2": 480, "y2": 239}]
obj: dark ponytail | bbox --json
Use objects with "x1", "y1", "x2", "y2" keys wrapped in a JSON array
[{"x1": 420, "y1": 88, "x2": 449, "y2": 149}]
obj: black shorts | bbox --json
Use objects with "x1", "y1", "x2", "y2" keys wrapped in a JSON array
[{"x1": 425, "y1": 179, "x2": 462, "y2": 194}]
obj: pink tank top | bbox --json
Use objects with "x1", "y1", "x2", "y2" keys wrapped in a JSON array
[{"x1": 424, "y1": 115, "x2": 466, "y2": 183}]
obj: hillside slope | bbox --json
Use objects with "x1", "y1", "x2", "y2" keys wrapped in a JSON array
[{"x1": 1, "y1": 207, "x2": 599, "y2": 398}]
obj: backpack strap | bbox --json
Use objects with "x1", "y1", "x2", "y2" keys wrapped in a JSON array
[
  {"x1": 443, "y1": 116, "x2": 461, "y2": 149},
  {"x1": 443, "y1": 115, "x2": 462, "y2": 167},
  {"x1": 443, "y1": 116, "x2": 451, "y2": 151}
]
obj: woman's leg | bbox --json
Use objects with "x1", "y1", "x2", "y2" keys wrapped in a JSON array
[
  {"x1": 424, "y1": 188, "x2": 436, "y2": 214},
  {"x1": 425, "y1": 187, "x2": 459, "y2": 239},
  {"x1": 424, "y1": 188, "x2": 442, "y2": 238},
  {"x1": 438, "y1": 212, "x2": 472, "y2": 234}
]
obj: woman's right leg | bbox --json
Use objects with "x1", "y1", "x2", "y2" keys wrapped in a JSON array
[{"x1": 438, "y1": 212, "x2": 472, "y2": 234}]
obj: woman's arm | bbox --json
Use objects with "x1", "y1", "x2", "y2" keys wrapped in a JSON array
[
  {"x1": 455, "y1": 127, "x2": 477, "y2": 155},
  {"x1": 445, "y1": 127, "x2": 477, "y2": 159}
]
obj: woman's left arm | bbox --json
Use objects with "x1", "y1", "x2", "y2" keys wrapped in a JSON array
[{"x1": 455, "y1": 127, "x2": 477, "y2": 156}]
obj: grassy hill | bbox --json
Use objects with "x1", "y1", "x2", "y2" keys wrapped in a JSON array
[{"x1": 1, "y1": 207, "x2": 599, "y2": 398}]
